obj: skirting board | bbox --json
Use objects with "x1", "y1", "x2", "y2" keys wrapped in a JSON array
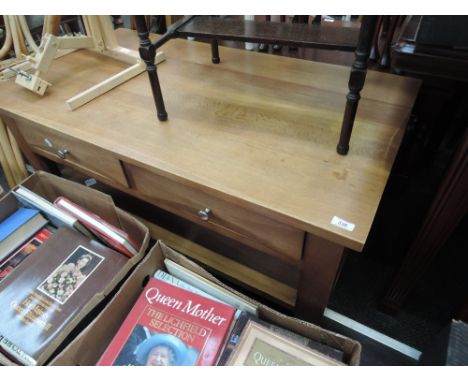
[{"x1": 324, "y1": 308, "x2": 422, "y2": 361}]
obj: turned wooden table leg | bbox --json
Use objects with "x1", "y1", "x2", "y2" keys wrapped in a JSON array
[
  {"x1": 381, "y1": 129, "x2": 468, "y2": 313},
  {"x1": 211, "y1": 39, "x2": 220, "y2": 64},
  {"x1": 135, "y1": 15, "x2": 168, "y2": 122},
  {"x1": 295, "y1": 233, "x2": 346, "y2": 323},
  {"x1": 337, "y1": 15, "x2": 378, "y2": 155}
]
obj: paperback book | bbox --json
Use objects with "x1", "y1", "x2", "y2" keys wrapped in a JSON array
[{"x1": 98, "y1": 278, "x2": 236, "y2": 366}]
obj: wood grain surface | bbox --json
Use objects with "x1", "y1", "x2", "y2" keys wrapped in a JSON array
[{"x1": 0, "y1": 29, "x2": 420, "y2": 251}]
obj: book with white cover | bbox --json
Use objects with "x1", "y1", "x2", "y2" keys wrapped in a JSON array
[
  {"x1": 163, "y1": 259, "x2": 257, "y2": 316},
  {"x1": 12, "y1": 186, "x2": 93, "y2": 239}
]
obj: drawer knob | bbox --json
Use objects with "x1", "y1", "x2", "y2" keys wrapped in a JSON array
[
  {"x1": 57, "y1": 148, "x2": 70, "y2": 159},
  {"x1": 197, "y1": 208, "x2": 211, "y2": 221}
]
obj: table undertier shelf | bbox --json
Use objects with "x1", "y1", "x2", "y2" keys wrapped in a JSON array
[{"x1": 176, "y1": 17, "x2": 360, "y2": 51}]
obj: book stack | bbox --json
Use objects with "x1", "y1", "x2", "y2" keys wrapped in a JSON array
[
  {"x1": 0, "y1": 185, "x2": 141, "y2": 366},
  {"x1": 97, "y1": 258, "x2": 346, "y2": 366}
]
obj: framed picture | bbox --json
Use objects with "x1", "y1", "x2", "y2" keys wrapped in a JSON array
[{"x1": 226, "y1": 321, "x2": 344, "y2": 366}]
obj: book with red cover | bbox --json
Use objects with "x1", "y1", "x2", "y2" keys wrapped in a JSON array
[
  {"x1": 0, "y1": 228, "x2": 53, "y2": 282},
  {"x1": 98, "y1": 278, "x2": 236, "y2": 366},
  {"x1": 53, "y1": 196, "x2": 140, "y2": 258}
]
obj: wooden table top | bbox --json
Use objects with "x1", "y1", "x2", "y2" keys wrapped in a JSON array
[{"x1": 0, "y1": 29, "x2": 420, "y2": 251}]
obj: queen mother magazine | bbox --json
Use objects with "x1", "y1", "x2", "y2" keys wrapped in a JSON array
[{"x1": 98, "y1": 278, "x2": 236, "y2": 366}]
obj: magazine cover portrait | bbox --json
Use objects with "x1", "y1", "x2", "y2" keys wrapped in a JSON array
[{"x1": 113, "y1": 324, "x2": 200, "y2": 366}]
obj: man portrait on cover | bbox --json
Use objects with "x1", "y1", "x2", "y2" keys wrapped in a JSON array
[{"x1": 37, "y1": 246, "x2": 104, "y2": 304}]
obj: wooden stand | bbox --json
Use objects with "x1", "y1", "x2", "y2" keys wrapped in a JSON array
[
  {"x1": 134, "y1": 15, "x2": 378, "y2": 155},
  {"x1": 3, "y1": 16, "x2": 165, "y2": 110}
]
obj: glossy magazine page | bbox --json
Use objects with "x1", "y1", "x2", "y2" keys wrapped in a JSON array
[{"x1": 98, "y1": 278, "x2": 236, "y2": 366}]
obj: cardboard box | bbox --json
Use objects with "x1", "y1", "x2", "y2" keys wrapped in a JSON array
[
  {"x1": 51, "y1": 241, "x2": 362, "y2": 366},
  {"x1": 0, "y1": 171, "x2": 150, "y2": 365}
]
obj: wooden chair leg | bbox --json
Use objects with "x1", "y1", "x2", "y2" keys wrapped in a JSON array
[
  {"x1": 258, "y1": 16, "x2": 271, "y2": 52},
  {"x1": 135, "y1": 16, "x2": 168, "y2": 122},
  {"x1": 337, "y1": 16, "x2": 378, "y2": 155},
  {"x1": 211, "y1": 39, "x2": 220, "y2": 64}
]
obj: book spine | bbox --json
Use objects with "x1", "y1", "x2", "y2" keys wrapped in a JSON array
[
  {"x1": 0, "y1": 228, "x2": 52, "y2": 281},
  {"x1": 0, "y1": 335, "x2": 37, "y2": 366},
  {"x1": 216, "y1": 312, "x2": 251, "y2": 365}
]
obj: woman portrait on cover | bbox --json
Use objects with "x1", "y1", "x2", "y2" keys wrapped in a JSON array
[
  {"x1": 37, "y1": 246, "x2": 104, "y2": 304},
  {"x1": 135, "y1": 333, "x2": 194, "y2": 366},
  {"x1": 113, "y1": 325, "x2": 200, "y2": 366}
]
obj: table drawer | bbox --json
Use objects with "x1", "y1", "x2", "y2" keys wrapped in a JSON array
[
  {"x1": 15, "y1": 119, "x2": 129, "y2": 188},
  {"x1": 124, "y1": 162, "x2": 304, "y2": 261}
]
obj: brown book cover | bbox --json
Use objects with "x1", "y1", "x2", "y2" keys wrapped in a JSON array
[{"x1": 0, "y1": 226, "x2": 129, "y2": 365}]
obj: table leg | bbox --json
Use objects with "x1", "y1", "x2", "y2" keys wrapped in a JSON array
[
  {"x1": 211, "y1": 39, "x2": 220, "y2": 64},
  {"x1": 295, "y1": 233, "x2": 345, "y2": 322}
]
